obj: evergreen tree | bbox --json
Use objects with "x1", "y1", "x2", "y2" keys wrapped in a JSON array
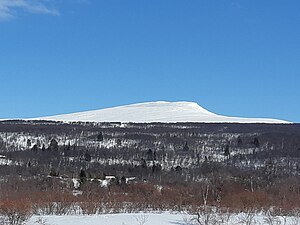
[
  {"x1": 140, "y1": 158, "x2": 147, "y2": 169},
  {"x1": 147, "y1": 149, "x2": 153, "y2": 161},
  {"x1": 237, "y1": 136, "x2": 243, "y2": 146},
  {"x1": 84, "y1": 151, "x2": 91, "y2": 162},
  {"x1": 183, "y1": 141, "x2": 189, "y2": 151},
  {"x1": 79, "y1": 169, "x2": 87, "y2": 184},
  {"x1": 32, "y1": 144, "x2": 38, "y2": 152},
  {"x1": 97, "y1": 132, "x2": 104, "y2": 142},
  {"x1": 120, "y1": 176, "x2": 127, "y2": 191},
  {"x1": 224, "y1": 144, "x2": 230, "y2": 157},
  {"x1": 49, "y1": 139, "x2": 59, "y2": 151},
  {"x1": 253, "y1": 137, "x2": 260, "y2": 148},
  {"x1": 175, "y1": 165, "x2": 182, "y2": 173},
  {"x1": 26, "y1": 139, "x2": 31, "y2": 148},
  {"x1": 50, "y1": 168, "x2": 59, "y2": 177}
]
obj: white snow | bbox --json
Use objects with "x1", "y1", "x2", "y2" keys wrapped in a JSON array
[
  {"x1": 27, "y1": 213, "x2": 187, "y2": 225},
  {"x1": 32, "y1": 101, "x2": 289, "y2": 124},
  {"x1": 25, "y1": 212, "x2": 299, "y2": 225},
  {"x1": 0, "y1": 158, "x2": 13, "y2": 166},
  {"x1": 72, "y1": 178, "x2": 80, "y2": 189}
]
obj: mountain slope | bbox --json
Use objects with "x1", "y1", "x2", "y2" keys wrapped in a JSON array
[{"x1": 32, "y1": 101, "x2": 289, "y2": 123}]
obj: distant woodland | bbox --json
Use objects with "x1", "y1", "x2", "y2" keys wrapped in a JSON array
[{"x1": 1, "y1": 120, "x2": 300, "y2": 220}]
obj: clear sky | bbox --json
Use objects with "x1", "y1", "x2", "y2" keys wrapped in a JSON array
[{"x1": 0, "y1": 0, "x2": 299, "y2": 122}]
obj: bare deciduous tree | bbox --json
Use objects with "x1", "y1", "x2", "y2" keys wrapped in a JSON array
[
  {"x1": 35, "y1": 217, "x2": 51, "y2": 225},
  {"x1": 134, "y1": 214, "x2": 149, "y2": 225},
  {"x1": 238, "y1": 209, "x2": 257, "y2": 225},
  {"x1": 290, "y1": 209, "x2": 300, "y2": 225},
  {"x1": 0, "y1": 199, "x2": 32, "y2": 225},
  {"x1": 192, "y1": 207, "x2": 217, "y2": 225},
  {"x1": 264, "y1": 209, "x2": 281, "y2": 225}
]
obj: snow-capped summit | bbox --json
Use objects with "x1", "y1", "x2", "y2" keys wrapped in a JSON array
[{"x1": 33, "y1": 101, "x2": 290, "y2": 124}]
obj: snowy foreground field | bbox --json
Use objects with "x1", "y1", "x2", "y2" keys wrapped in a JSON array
[
  {"x1": 24, "y1": 212, "x2": 300, "y2": 225},
  {"x1": 27, "y1": 213, "x2": 186, "y2": 225}
]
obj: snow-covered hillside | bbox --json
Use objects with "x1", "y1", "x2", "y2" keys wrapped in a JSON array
[{"x1": 33, "y1": 101, "x2": 289, "y2": 123}]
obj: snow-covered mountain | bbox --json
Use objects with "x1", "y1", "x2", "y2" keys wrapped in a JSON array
[{"x1": 32, "y1": 101, "x2": 290, "y2": 124}]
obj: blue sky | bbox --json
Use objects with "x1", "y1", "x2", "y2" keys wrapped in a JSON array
[{"x1": 0, "y1": 0, "x2": 299, "y2": 122}]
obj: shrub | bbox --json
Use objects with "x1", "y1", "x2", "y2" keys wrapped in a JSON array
[{"x1": 0, "y1": 199, "x2": 32, "y2": 225}]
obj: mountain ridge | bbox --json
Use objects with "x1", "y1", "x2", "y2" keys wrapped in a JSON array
[{"x1": 31, "y1": 101, "x2": 290, "y2": 124}]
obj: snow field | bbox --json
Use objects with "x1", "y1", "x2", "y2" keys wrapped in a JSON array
[
  {"x1": 27, "y1": 213, "x2": 187, "y2": 225},
  {"x1": 25, "y1": 211, "x2": 300, "y2": 225}
]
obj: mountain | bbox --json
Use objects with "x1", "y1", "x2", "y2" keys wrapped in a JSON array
[{"x1": 32, "y1": 101, "x2": 290, "y2": 123}]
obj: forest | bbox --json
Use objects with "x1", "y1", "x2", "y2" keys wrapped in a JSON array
[{"x1": 0, "y1": 120, "x2": 300, "y2": 224}]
